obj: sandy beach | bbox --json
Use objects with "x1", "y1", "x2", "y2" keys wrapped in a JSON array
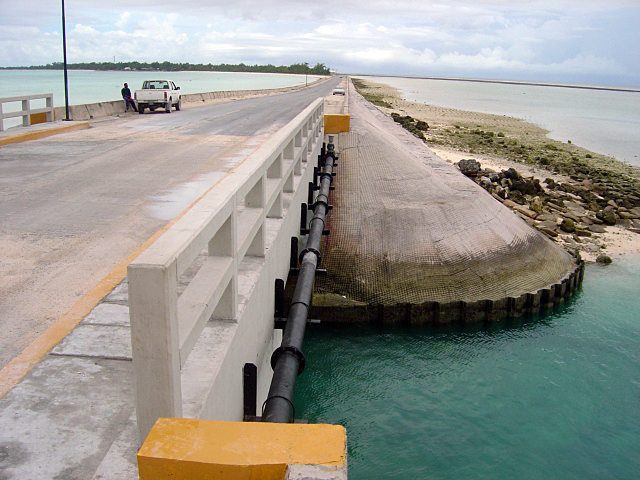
[{"x1": 351, "y1": 78, "x2": 640, "y2": 262}]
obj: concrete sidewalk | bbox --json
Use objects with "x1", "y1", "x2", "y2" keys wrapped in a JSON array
[{"x1": 0, "y1": 279, "x2": 141, "y2": 479}]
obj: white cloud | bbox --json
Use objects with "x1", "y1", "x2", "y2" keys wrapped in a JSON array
[
  {"x1": 0, "y1": 0, "x2": 637, "y2": 85},
  {"x1": 115, "y1": 12, "x2": 131, "y2": 29}
]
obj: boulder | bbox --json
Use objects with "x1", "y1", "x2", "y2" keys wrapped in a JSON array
[
  {"x1": 458, "y1": 159, "x2": 482, "y2": 176},
  {"x1": 560, "y1": 218, "x2": 576, "y2": 233},
  {"x1": 596, "y1": 254, "x2": 613, "y2": 265}
]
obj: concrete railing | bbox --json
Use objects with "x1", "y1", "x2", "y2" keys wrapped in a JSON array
[
  {"x1": 128, "y1": 98, "x2": 324, "y2": 441},
  {"x1": 0, "y1": 94, "x2": 53, "y2": 131}
]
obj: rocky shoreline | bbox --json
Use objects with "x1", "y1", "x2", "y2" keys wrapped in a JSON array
[{"x1": 352, "y1": 78, "x2": 640, "y2": 262}]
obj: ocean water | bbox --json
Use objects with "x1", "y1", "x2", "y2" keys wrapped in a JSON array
[
  {"x1": 295, "y1": 257, "x2": 640, "y2": 479},
  {"x1": 0, "y1": 69, "x2": 320, "y2": 108},
  {"x1": 358, "y1": 76, "x2": 640, "y2": 167}
]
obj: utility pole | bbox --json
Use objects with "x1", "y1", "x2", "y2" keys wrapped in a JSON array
[{"x1": 61, "y1": 0, "x2": 70, "y2": 120}]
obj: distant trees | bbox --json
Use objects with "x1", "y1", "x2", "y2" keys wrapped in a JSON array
[{"x1": 3, "y1": 61, "x2": 331, "y2": 75}]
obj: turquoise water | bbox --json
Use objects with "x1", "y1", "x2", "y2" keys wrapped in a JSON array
[
  {"x1": 0, "y1": 69, "x2": 320, "y2": 107},
  {"x1": 358, "y1": 76, "x2": 640, "y2": 167},
  {"x1": 295, "y1": 258, "x2": 640, "y2": 479}
]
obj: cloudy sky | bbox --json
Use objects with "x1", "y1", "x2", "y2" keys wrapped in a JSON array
[{"x1": 1, "y1": 0, "x2": 638, "y2": 86}]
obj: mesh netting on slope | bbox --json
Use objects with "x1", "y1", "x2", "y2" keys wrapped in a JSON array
[{"x1": 316, "y1": 98, "x2": 575, "y2": 305}]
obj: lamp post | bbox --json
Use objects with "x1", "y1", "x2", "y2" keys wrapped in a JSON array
[{"x1": 61, "y1": 0, "x2": 70, "y2": 120}]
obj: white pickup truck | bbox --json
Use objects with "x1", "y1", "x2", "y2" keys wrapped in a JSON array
[{"x1": 134, "y1": 80, "x2": 182, "y2": 114}]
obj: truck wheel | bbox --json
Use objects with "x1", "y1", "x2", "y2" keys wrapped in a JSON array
[
  {"x1": 165, "y1": 102, "x2": 171, "y2": 113},
  {"x1": 138, "y1": 106, "x2": 145, "y2": 114},
  {"x1": 175, "y1": 98, "x2": 181, "y2": 111}
]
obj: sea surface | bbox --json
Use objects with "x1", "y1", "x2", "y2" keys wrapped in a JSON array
[
  {"x1": 358, "y1": 76, "x2": 640, "y2": 167},
  {"x1": 295, "y1": 257, "x2": 640, "y2": 479},
  {"x1": 0, "y1": 69, "x2": 320, "y2": 108}
]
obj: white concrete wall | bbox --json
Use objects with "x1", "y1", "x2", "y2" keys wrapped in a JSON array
[{"x1": 128, "y1": 98, "x2": 324, "y2": 442}]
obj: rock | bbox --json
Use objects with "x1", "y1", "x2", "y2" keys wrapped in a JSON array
[
  {"x1": 537, "y1": 220, "x2": 559, "y2": 230},
  {"x1": 458, "y1": 159, "x2": 481, "y2": 176},
  {"x1": 508, "y1": 190, "x2": 526, "y2": 205},
  {"x1": 489, "y1": 173, "x2": 500, "y2": 183},
  {"x1": 514, "y1": 205, "x2": 538, "y2": 219},
  {"x1": 544, "y1": 178, "x2": 556, "y2": 189},
  {"x1": 530, "y1": 196, "x2": 544, "y2": 214},
  {"x1": 607, "y1": 199, "x2": 618, "y2": 208},
  {"x1": 512, "y1": 179, "x2": 538, "y2": 195},
  {"x1": 537, "y1": 213, "x2": 559, "y2": 222},
  {"x1": 564, "y1": 201, "x2": 587, "y2": 214},
  {"x1": 597, "y1": 209, "x2": 618, "y2": 225},
  {"x1": 540, "y1": 228, "x2": 558, "y2": 238},
  {"x1": 596, "y1": 254, "x2": 613, "y2": 264},
  {"x1": 581, "y1": 179, "x2": 596, "y2": 191},
  {"x1": 479, "y1": 177, "x2": 493, "y2": 189},
  {"x1": 574, "y1": 229, "x2": 592, "y2": 237},
  {"x1": 504, "y1": 168, "x2": 521, "y2": 181},
  {"x1": 560, "y1": 218, "x2": 576, "y2": 233},
  {"x1": 503, "y1": 199, "x2": 519, "y2": 209},
  {"x1": 561, "y1": 211, "x2": 581, "y2": 223},
  {"x1": 588, "y1": 225, "x2": 606, "y2": 233}
]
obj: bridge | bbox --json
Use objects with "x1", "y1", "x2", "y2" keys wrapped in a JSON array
[{"x1": 0, "y1": 76, "x2": 581, "y2": 479}]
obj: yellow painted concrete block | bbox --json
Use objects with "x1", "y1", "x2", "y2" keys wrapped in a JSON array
[
  {"x1": 138, "y1": 418, "x2": 347, "y2": 480},
  {"x1": 324, "y1": 114, "x2": 350, "y2": 134},
  {"x1": 30, "y1": 112, "x2": 48, "y2": 125}
]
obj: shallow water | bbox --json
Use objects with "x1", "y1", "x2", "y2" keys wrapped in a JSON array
[
  {"x1": 359, "y1": 76, "x2": 640, "y2": 166},
  {"x1": 295, "y1": 257, "x2": 640, "y2": 479},
  {"x1": 0, "y1": 69, "x2": 319, "y2": 107}
]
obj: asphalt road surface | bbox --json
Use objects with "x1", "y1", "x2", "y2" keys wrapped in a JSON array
[{"x1": 0, "y1": 77, "x2": 341, "y2": 369}]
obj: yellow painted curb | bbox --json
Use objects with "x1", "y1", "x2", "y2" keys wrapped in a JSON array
[
  {"x1": 138, "y1": 418, "x2": 347, "y2": 480},
  {"x1": 0, "y1": 121, "x2": 89, "y2": 146},
  {"x1": 324, "y1": 114, "x2": 350, "y2": 134}
]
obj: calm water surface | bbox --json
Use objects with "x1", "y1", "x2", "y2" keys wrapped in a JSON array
[
  {"x1": 296, "y1": 257, "x2": 640, "y2": 479},
  {"x1": 359, "y1": 76, "x2": 640, "y2": 167},
  {"x1": 0, "y1": 69, "x2": 320, "y2": 107}
]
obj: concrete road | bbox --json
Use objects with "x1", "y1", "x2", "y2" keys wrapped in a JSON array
[{"x1": 0, "y1": 77, "x2": 341, "y2": 369}]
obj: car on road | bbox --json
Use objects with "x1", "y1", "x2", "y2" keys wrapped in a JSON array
[
  {"x1": 134, "y1": 80, "x2": 182, "y2": 114},
  {"x1": 332, "y1": 87, "x2": 345, "y2": 95}
]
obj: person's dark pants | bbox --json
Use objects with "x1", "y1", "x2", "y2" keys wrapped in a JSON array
[{"x1": 123, "y1": 96, "x2": 137, "y2": 112}]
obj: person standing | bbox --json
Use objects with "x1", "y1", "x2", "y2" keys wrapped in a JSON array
[{"x1": 121, "y1": 83, "x2": 137, "y2": 112}]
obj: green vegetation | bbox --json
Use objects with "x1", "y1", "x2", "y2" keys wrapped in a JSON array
[
  {"x1": 2, "y1": 61, "x2": 331, "y2": 75},
  {"x1": 351, "y1": 78, "x2": 393, "y2": 107}
]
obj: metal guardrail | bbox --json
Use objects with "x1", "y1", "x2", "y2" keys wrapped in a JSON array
[
  {"x1": 262, "y1": 136, "x2": 338, "y2": 423},
  {"x1": 0, "y1": 94, "x2": 54, "y2": 132}
]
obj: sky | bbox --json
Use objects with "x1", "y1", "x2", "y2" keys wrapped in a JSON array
[{"x1": 1, "y1": 0, "x2": 639, "y2": 86}]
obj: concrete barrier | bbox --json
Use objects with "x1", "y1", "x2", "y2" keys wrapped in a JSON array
[
  {"x1": 138, "y1": 418, "x2": 347, "y2": 480},
  {"x1": 52, "y1": 77, "x2": 328, "y2": 121},
  {"x1": 128, "y1": 98, "x2": 324, "y2": 442}
]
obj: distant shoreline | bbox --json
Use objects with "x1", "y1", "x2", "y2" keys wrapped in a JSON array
[{"x1": 351, "y1": 74, "x2": 640, "y2": 94}]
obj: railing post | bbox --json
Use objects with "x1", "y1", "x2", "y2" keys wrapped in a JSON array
[
  {"x1": 22, "y1": 98, "x2": 30, "y2": 127},
  {"x1": 129, "y1": 261, "x2": 182, "y2": 442}
]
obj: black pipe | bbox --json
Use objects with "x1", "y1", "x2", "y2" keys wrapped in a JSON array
[{"x1": 262, "y1": 137, "x2": 336, "y2": 423}]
